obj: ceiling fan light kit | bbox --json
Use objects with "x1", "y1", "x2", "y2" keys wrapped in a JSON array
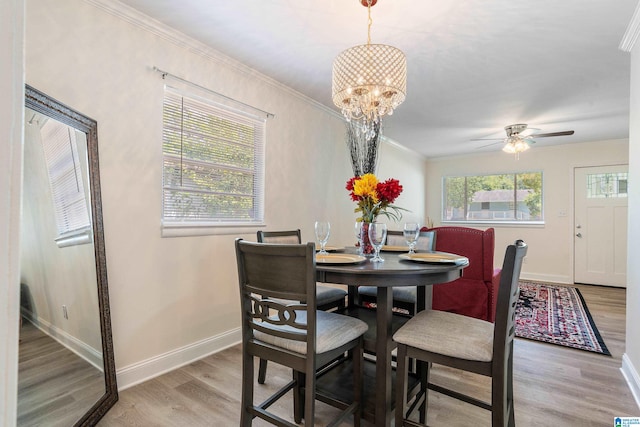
[
  {"x1": 332, "y1": 0, "x2": 407, "y2": 140},
  {"x1": 473, "y1": 123, "x2": 575, "y2": 157},
  {"x1": 502, "y1": 136, "x2": 531, "y2": 155},
  {"x1": 502, "y1": 124, "x2": 531, "y2": 156}
]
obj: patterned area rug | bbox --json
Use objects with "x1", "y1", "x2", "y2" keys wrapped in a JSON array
[{"x1": 516, "y1": 281, "x2": 611, "y2": 355}]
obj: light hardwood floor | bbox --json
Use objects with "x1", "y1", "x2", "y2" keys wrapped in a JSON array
[
  {"x1": 18, "y1": 320, "x2": 105, "y2": 427},
  {"x1": 99, "y1": 284, "x2": 638, "y2": 426}
]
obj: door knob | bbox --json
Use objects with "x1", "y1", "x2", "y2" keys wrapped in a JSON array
[{"x1": 576, "y1": 233, "x2": 582, "y2": 238}]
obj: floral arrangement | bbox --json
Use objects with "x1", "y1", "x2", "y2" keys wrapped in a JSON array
[{"x1": 346, "y1": 173, "x2": 405, "y2": 223}]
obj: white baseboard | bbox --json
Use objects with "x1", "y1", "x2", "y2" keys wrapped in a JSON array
[
  {"x1": 116, "y1": 327, "x2": 241, "y2": 391},
  {"x1": 519, "y1": 273, "x2": 572, "y2": 284},
  {"x1": 22, "y1": 311, "x2": 103, "y2": 370},
  {"x1": 621, "y1": 353, "x2": 640, "y2": 410}
]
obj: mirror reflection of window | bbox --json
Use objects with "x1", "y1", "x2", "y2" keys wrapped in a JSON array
[{"x1": 39, "y1": 117, "x2": 92, "y2": 247}]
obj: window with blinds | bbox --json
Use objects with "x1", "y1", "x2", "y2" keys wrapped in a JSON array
[
  {"x1": 162, "y1": 87, "x2": 265, "y2": 230},
  {"x1": 40, "y1": 118, "x2": 92, "y2": 245}
]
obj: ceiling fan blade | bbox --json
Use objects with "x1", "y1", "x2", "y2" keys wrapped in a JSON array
[
  {"x1": 476, "y1": 141, "x2": 504, "y2": 149},
  {"x1": 529, "y1": 130, "x2": 574, "y2": 138},
  {"x1": 470, "y1": 137, "x2": 504, "y2": 142},
  {"x1": 519, "y1": 127, "x2": 540, "y2": 137}
]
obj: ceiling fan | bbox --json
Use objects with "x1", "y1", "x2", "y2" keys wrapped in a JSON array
[{"x1": 472, "y1": 124, "x2": 575, "y2": 155}]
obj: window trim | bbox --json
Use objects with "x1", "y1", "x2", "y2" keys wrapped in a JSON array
[
  {"x1": 160, "y1": 84, "x2": 266, "y2": 237},
  {"x1": 441, "y1": 171, "x2": 545, "y2": 226}
]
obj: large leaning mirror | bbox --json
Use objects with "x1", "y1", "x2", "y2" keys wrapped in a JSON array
[{"x1": 19, "y1": 85, "x2": 117, "y2": 426}]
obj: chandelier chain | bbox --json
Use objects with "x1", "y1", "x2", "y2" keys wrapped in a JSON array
[{"x1": 367, "y1": 0, "x2": 372, "y2": 45}]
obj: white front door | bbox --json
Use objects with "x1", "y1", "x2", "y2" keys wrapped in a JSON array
[{"x1": 574, "y1": 165, "x2": 628, "y2": 287}]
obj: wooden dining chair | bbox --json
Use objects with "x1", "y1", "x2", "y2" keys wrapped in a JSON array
[
  {"x1": 393, "y1": 240, "x2": 527, "y2": 427},
  {"x1": 256, "y1": 229, "x2": 348, "y2": 384},
  {"x1": 358, "y1": 230, "x2": 436, "y2": 314},
  {"x1": 235, "y1": 238, "x2": 367, "y2": 426}
]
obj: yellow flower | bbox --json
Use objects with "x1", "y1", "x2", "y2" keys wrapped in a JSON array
[{"x1": 353, "y1": 173, "x2": 379, "y2": 203}]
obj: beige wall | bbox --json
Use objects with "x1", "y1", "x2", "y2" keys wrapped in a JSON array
[
  {"x1": 625, "y1": 26, "x2": 640, "y2": 406},
  {"x1": 24, "y1": 0, "x2": 426, "y2": 387},
  {"x1": 425, "y1": 139, "x2": 629, "y2": 283}
]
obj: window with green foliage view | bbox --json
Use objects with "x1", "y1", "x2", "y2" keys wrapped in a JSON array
[
  {"x1": 162, "y1": 88, "x2": 265, "y2": 226},
  {"x1": 443, "y1": 172, "x2": 543, "y2": 223}
]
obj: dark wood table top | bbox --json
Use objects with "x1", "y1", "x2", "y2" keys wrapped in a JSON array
[{"x1": 316, "y1": 248, "x2": 468, "y2": 287}]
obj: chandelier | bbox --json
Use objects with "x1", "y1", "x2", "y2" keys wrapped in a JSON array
[{"x1": 332, "y1": 0, "x2": 407, "y2": 139}]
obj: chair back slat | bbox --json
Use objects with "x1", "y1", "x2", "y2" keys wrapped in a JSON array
[
  {"x1": 249, "y1": 298, "x2": 309, "y2": 342},
  {"x1": 257, "y1": 229, "x2": 302, "y2": 244},
  {"x1": 249, "y1": 296, "x2": 306, "y2": 327},
  {"x1": 241, "y1": 243, "x2": 312, "y2": 301},
  {"x1": 386, "y1": 230, "x2": 437, "y2": 251}
]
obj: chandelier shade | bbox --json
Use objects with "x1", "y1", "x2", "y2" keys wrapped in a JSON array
[{"x1": 332, "y1": 43, "x2": 407, "y2": 124}]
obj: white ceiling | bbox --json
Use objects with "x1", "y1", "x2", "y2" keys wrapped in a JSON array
[{"x1": 117, "y1": 0, "x2": 637, "y2": 158}]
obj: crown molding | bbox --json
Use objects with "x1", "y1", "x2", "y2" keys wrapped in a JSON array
[
  {"x1": 620, "y1": 2, "x2": 640, "y2": 52},
  {"x1": 83, "y1": 0, "x2": 339, "y2": 118}
]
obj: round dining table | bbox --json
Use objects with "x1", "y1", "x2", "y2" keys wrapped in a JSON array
[{"x1": 315, "y1": 248, "x2": 468, "y2": 427}]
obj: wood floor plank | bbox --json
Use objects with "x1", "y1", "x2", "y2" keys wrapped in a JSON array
[
  {"x1": 17, "y1": 320, "x2": 105, "y2": 427},
  {"x1": 98, "y1": 284, "x2": 638, "y2": 426}
]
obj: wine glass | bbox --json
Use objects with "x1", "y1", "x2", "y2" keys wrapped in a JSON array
[
  {"x1": 315, "y1": 221, "x2": 331, "y2": 255},
  {"x1": 354, "y1": 221, "x2": 364, "y2": 254},
  {"x1": 368, "y1": 222, "x2": 387, "y2": 263},
  {"x1": 403, "y1": 222, "x2": 420, "y2": 254}
]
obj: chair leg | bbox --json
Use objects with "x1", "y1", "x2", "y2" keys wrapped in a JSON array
[
  {"x1": 353, "y1": 340, "x2": 363, "y2": 427},
  {"x1": 418, "y1": 361, "x2": 430, "y2": 424},
  {"x1": 293, "y1": 371, "x2": 303, "y2": 423},
  {"x1": 240, "y1": 352, "x2": 254, "y2": 427},
  {"x1": 258, "y1": 358, "x2": 267, "y2": 384},
  {"x1": 305, "y1": 370, "x2": 316, "y2": 426},
  {"x1": 491, "y1": 376, "x2": 506, "y2": 427},
  {"x1": 395, "y1": 344, "x2": 409, "y2": 427},
  {"x1": 508, "y1": 354, "x2": 515, "y2": 427},
  {"x1": 492, "y1": 352, "x2": 513, "y2": 427}
]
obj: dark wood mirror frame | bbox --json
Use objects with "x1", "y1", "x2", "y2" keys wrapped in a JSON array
[{"x1": 25, "y1": 85, "x2": 118, "y2": 425}]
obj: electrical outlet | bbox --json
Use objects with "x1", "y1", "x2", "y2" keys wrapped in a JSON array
[{"x1": 62, "y1": 305, "x2": 68, "y2": 319}]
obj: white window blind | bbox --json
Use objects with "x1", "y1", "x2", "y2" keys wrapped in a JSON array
[
  {"x1": 41, "y1": 119, "x2": 92, "y2": 241},
  {"x1": 162, "y1": 87, "x2": 265, "y2": 229}
]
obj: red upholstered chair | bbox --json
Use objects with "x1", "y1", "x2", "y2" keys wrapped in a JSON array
[{"x1": 424, "y1": 226, "x2": 502, "y2": 322}]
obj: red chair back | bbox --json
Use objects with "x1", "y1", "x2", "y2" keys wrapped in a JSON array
[{"x1": 426, "y1": 226, "x2": 495, "y2": 282}]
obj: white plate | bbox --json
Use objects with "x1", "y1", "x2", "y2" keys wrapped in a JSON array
[
  {"x1": 316, "y1": 253, "x2": 367, "y2": 264},
  {"x1": 398, "y1": 252, "x2": 468, "y2": 265}
]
